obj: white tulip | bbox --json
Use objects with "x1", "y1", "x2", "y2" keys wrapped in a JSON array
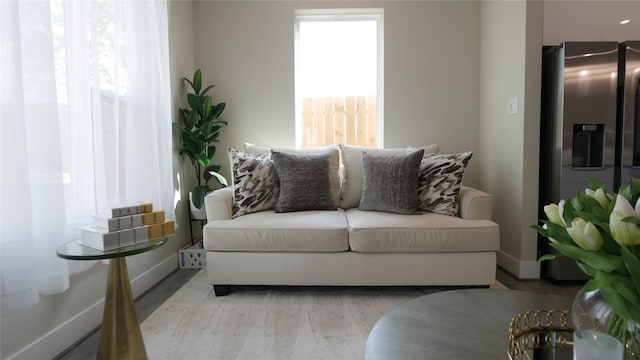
[
  {"x1": 634, "y1": 197, "x2": 640, "y2": 220},
  {"x1": 585, "y1": 188, "x2": 610, "y2": 209},
  {"x1": 566, "y1": 218, "x2": 603, "y2": 251},
  {"x1": 610, "y1": 194, "x2": 640, "y2": 247},
  {"x1": 544, "y1": 200, "x2": 567, "y2": 227}
]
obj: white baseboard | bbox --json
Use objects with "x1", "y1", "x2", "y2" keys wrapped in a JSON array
[
  {"x1": 497, "y1": 250, "x2": 540, "y2": 279},
  {"x1": 129, "y1": 253, "x2": 180, "y2": 299},
  {"x1": 8, "y1": 253, "x2": 178, "y2": 360}
]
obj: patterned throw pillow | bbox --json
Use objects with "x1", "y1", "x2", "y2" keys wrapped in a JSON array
[
  {"x1": 359, "y1": 149, "x2": 424, "y2": 214},
  {"x1": 228, "y1": 147, "x2": 279, "y2": 218},
  {"x1": 271, "y1": 150, "x2": 336, "y2": 212},
  {"x1": 417, "y1": 151, "x2": 473, "y2": 216}
]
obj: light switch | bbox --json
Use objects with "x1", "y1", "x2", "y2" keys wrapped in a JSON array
[{"x1": 508, "y1": 98, "x2": 518, "y2": 115}]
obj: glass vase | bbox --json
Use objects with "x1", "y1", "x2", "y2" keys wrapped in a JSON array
[{"x1": 571, "y1": 286, "x2": 640, "y2": 359}]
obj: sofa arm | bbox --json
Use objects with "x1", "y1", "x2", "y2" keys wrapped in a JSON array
[
  {"x1": 458, "y1": 186, "x2": 493, "y2": 220},
  {"x1": 204, "y1": 187, "x2": 233, "y2": 222}
]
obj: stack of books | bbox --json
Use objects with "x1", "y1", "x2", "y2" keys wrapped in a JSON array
[{"x1": 79, "y1": 203, "x2": 175, "y2": 251}]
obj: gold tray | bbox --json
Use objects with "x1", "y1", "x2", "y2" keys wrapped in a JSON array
[{"x1": 508, "y1": 309, "x2": 574, "y2": 360}]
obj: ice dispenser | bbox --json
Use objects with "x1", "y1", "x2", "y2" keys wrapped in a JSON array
[{"x1": 572, "y1": 124, "x2": 604, "y2": 168}]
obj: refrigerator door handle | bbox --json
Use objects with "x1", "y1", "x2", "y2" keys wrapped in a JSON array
[{"x1": 633, "y1": 77, "x2": 640, "y2": 167}]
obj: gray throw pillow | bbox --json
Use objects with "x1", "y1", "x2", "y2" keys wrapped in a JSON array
[
  {"x1": 417, "y1": 151, "x2": 473, "y2": 216},
  {"x1": 271, "y1": 150, "x2": 336, "y2": 213},
  {"x1": 228, "y1": 147, "x2": 279, "y2": 218},
  {"x1": 244, "y1": 143, "x2": 342, "y2": 207},
  {"x1": 359, "y1": 149, "x2": 424, "y2": 214}
]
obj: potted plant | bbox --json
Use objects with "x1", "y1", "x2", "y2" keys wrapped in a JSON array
[
  {"x1": 174, "y1": 69, "x2": 228, "y2": 215},
  {"x1": 534, "y1": 176, "x2": 640, "y2": 358}
]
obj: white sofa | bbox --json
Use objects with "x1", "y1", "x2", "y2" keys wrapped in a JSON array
[{"x1": 202, "y1": 144, "x2": 500, "y2": 296}]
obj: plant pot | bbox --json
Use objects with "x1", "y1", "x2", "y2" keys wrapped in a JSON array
[
  {"x1": 189, "y1": 192, "x2": 207, "y2": 220},
  {"x1": 572, "y1": 286, "x2": 640, "y2": 359}
]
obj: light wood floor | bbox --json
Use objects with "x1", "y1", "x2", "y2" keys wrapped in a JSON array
[{"x1": 54, "y1": 266, "x2": 584, "y2": 359}]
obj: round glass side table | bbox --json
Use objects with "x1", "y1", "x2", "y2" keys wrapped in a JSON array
[{"x1": 57, "y1": 239, "x2": 167, "y2": 360}]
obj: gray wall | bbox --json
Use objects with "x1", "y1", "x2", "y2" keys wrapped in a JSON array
[
  {"x1": 192, "y1": 0, "x2": 483, "y2": 188},
  {"x1": 0, "y1": 2, "x2": 196, "y2": 359},
  {"x1": 480, "y1": 0, "x2": 640, "y2": 279},
  {"x1": 479, "y1": 0, "x2": 543, "y2": 279}
]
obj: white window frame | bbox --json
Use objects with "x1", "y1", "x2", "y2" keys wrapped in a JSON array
[{"x1": 294, "y1": 8, "x2": 384, "y2": 147}]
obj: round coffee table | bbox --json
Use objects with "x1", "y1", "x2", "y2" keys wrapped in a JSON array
[{"x1": 364, "y1": 288, "x2": 571, "y2": 360}]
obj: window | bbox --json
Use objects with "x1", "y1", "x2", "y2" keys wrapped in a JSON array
[
  {"x1": 50, "y1": 0, "x2": 130, "y2": 220},
  {"x1": 294, "y1": 9, "x2": 383, "y2": 148},
  {"x1": 1, "y1": 0, "x2": 173, "y2": 313}
]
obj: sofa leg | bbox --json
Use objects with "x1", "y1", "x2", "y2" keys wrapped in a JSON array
[{"x1": 213, "y1": 285, "x2": 230, "y2": 296}]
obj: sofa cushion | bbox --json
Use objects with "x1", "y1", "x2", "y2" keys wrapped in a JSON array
[
  {"x1": 408, "y1": 144, "x2": 440, "y2": 155},
  {"x1": 418, "y1": 151, "x2": 473, "y2": 216},
  {"x1": 340, "y1": 144, "x2": 438, "y2": 209},
  {"x1": 244, "y1": 143, "x2": 341, "y2": 207},
  {"x1": 359, "y1": 149, "x2": 424, "y2": 214},
  {"x1": 345, "y1": 208, "x2": 499, "y2": 253},
  {"x1": 271, "y1": 150, "x2": 336, "y2": 212},
  {"x1": 228, "y1": 148, "x2": 279, "y2": 218},
  {"x1": 243, "y1": 142, "x2": 272, "y2": 154},
  {"x1": 203, "y1": 209, "x2": 349, "y2": 252}
]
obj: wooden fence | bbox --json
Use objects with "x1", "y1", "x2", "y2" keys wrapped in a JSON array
[{"x1": 301, "y1": 95, "x2": 377, "y2": 147}]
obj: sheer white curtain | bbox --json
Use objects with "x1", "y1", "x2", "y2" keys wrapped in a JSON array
[{"x1": 0, "y1": 0, "x2": 173, "y2": 314}]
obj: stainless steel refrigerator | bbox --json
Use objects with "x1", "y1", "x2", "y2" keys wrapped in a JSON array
[{"x1": 539, "y1": 41, "x2": 640, "y2": 281}]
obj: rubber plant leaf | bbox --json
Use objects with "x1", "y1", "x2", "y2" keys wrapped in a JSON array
[
  {"x1": 193, "y1": 69, "x2": 202, "y2": 94},
  {"x1": 192, "y1": 185, "x2": 209, "y2": 209}
]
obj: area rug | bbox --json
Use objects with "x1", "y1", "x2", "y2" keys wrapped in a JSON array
[{"x1": 141, "y1": 269, "x2": 507, "y2": 360}]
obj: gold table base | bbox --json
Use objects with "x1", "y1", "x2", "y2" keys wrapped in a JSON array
[{"x1": 97, "y1": 257, "x2": 148, "y2": 360}]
